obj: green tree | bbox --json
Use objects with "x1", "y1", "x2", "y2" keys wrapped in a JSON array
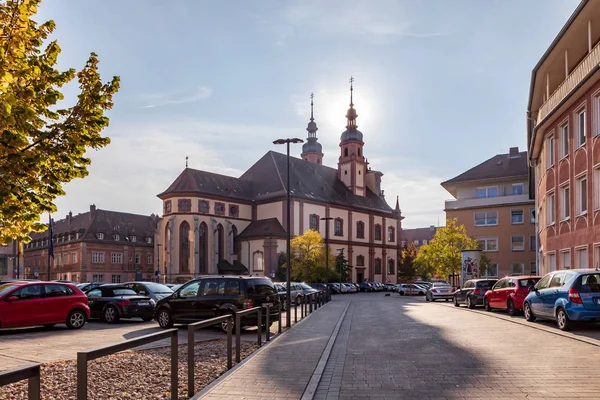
[
  {"x1": 0, "y1": 0, "x2": 120, "y2": 244},
  {"x1": 334, "y1": 249, "x2": 351, "y2": 282},
  {"x1": 287, "y1": 229, "x2": 336, "y2": 283},
  {"x1": 414, "y1": 219, "x2": 480, "y2": 279},
  {"x1": 275, "y1": 252, "x2": 287, "y2": 281},
  {"x1": 397, "y1": 242, "x2": 418, "y2": 282}
]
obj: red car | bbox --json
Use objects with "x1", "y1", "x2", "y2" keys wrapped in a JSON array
[
  {"x1": 0, "y1": 281, "x2": 90, "y2": 329},
  {"x1": 483, "y1": 275, "x2": 541, "y2": 316}
]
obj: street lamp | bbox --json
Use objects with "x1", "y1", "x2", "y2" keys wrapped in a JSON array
[
  {"x1": 273, "y1": 137, "x2": 303, "y2": 328},
  {"x1": 320, "y1": 217, "x2": 333, "y2": 284}
]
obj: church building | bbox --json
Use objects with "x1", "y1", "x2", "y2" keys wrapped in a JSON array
[{"x1": 156, "y1": 81, "x2": 403, "y2": 284}]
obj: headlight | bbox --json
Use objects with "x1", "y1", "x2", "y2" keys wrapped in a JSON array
[{"x1": 150, "y1": 298, "x2": 156, "y2": 306}]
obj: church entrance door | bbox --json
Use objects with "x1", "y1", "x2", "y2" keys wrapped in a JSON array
[{"x1": 357, "y1": 271, "x2": 363, "y2": 283}]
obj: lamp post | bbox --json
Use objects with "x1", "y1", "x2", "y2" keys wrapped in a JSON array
[
  {"x1": 273, "y1": 137, "x2": 303, "y2": 328},
  {"x1": 320, "y1": 217, "x2": 333, "y2": 284}
]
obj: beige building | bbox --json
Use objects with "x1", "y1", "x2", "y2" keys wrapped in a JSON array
[
  {"x1": 0, "y1": 241, "x2": 22, "y2": 280},
  {"x1": 156, "y1": 83, "x2": 403, "y2": 284},
  {"x1": 442, "y1": 147, "x2": 536, "y2": 278}
]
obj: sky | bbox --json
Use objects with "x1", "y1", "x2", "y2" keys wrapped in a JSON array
[{"x1": 36, "y1": 0, "x2": 580, "y2": 229}]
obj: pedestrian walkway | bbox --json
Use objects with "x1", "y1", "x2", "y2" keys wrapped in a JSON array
[{"x1": 196, "y1": 298, "x2": 350, "y2": 399}]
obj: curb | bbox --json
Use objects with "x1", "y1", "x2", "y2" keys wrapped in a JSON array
[
  {"x1": 192, "y1": 300, "x2": 333, "y2": 399},
  {"x1": 301, "y1": 301, "x2": 351, "y2": 400},
  {"x1": 410, "y1": 296, "x2": 600, "y2": 348}
]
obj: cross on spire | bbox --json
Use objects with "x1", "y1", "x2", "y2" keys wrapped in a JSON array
[
  {"x1": 185, "y1": 156, "x2": 188, "y2": 168},
  {"x1": 310, "y1": 92, "x2": 314, "y2": 121},
  {"x1": 349, "y1": 76, "x2": 354, "y2": 106}
]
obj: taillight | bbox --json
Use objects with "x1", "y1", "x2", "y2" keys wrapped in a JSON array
[
  {"x1": 473, "y1": 289, "x2": 480, "y2": 295},
  {"x1": 118, "y1": 299, "x2": 131, "y2": 307},
  {"x1": 568, "y1": 288, "x2": 583, "y2": 304},
  {"x1": 431, "y1": 289, "x2": 438, "y2": 293},
  {"x1": 244, "y1": 299, "x2": 254, "y2": 309}
]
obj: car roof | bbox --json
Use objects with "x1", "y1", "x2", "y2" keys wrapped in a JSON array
[{"x1": 501, "y1": 275, "x2": 542, "y2": 279}]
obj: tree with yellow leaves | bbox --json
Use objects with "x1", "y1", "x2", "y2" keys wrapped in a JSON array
[{"x1": 286, "y1": 229, "x2": 337, "y2": 283}]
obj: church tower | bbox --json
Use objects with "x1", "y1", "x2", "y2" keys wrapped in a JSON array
[
  {"x1": 338, "y1": 77, "x2": 368, "y2": 196},
  {"x1": 301, "y1": 93, "x2": 324, "y2": 164}
]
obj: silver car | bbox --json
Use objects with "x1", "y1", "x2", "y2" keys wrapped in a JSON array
[
  {"x1": 425, "y1": 282, "x2": 454, "y2": 302},
  {"x1": 397, "y1": 284, "x2": 425, "y2": 296}
]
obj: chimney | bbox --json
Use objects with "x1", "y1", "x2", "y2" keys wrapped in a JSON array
[
  {"x1": 430, "y1": 225, "x2": 435, "y2": 231},
  {"x1": 90, "y1": 204, "x2": 96, "y2": 212},
  {"x1": 509, "y1": 147, "x2": 520, "y2": 159}
]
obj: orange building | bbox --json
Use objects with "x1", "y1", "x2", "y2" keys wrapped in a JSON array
[{"x1": 442, "y1": 148, "x2": 536, "y2": 278}]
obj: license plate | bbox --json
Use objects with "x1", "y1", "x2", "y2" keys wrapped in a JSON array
[
  {"x1": 138, "y1": 301, "x2": 150, "y2": 306},
  {"x1": 262, "y1": 302, "x2": 273, "y2": 308}
]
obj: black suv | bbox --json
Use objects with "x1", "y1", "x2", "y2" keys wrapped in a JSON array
[
  {"x1": 154, "y1": 276, "x2": 280, "y2": 332},
  {"x1": 453, "y1": 279, "x2": 497, "y2": 309}
]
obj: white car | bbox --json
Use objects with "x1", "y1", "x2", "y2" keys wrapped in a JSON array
[
  {"x1": 397, "y1": 284, "x2": 424, "y2": 296},
  {"x1": 342, "y1": 283, "x2": 357, "y2": 293}
]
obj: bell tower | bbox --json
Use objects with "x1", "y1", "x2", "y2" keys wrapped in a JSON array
[
  {"x1": 338, "y1": 77, "x2": 368, "y2": 196},
  {"x1": 301, "y1": 93, "x2": 324, "y2": 164}
]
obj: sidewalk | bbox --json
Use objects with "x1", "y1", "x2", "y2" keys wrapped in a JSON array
[{"x1": 196, "y1": 298, "x2": 350, "y2": 400}]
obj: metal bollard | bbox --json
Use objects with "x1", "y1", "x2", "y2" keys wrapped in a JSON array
[
  {"x1": 278, "y1": 301, "x2": 282, "y2": 334},
  {"x1": 257, "y1": 308, "x2": 263, "y2": 347},
  {"x1": 309, "y1": 294, "x2": 313, "y2": 313},
  {"x1": 294, "y1": 299, "x2": 298, "y2": 323},
  {"x1": 236, "y1": 313, "x2": 242, "y2": 363},
  {"x1": 266, "y1": 305, "x2": 271, "y2": 342},
  {"x1": 227, "y1": 316, "x2": 233, "y2": 369}
]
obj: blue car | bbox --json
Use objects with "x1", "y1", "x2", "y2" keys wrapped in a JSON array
[{"x1": 523, "y1": 269, "x2": 600, "y2": 331}]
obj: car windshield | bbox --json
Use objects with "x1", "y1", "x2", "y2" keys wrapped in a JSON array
[
  {"x1": 142, "y1": 283, "x2": 173, "y2": 294},
  {"x1": 476, "y1": 281, "x2": 496, "y2": 288},
  {"x1": 112, "y1": 288, "x2": 138, "y2": 296},
  {"x1": 248, "y1": 279, "x2": 276, "y2": 295},
  {"x1": 300, "y1": 283, "x2": 312, "y2": 290},
  {"x1": 518, "y1": 278, "x2": 540, "y2": 288},
  {"x1": 0, "y1": 283, "x2": 20, "y2": 297}
]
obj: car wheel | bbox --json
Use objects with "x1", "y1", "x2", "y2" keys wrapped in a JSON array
[
  {"x1": 507, "y1": 299, "x2": 517, "y2": 316},
  {"x1": 523, "y1": 302, "x2": 536, "y2": 322},
  {"x1": 556, "y1": 307, "x2": 571, "y2": 331},
  {"x1": 66, "y1": 310, "x2": 86, "y2": 330},
  {"x1": 296, "y1": 296, "x2": 303, "y2": 305},
  {"x1": 157, "y1": 308, "x2": 173, "y2": 328},
  {"x1": 418, "y1": 292, "x2": 424, "y2": 296},
  {"x1": 220, "y1": 312, "x2": 236, "y2": 333},
  {"x1": 484, "y1": 298, "x2": 491, "y2": 312},
  {"x1": 103, "y1": 306, "x2": 120, "y2": 324},
  {"x1": 453, "y1": 296, "x2": 460, "y2": 307},
  {"x1": 466, "y1": 296, "x2": 475, "y2": 309},
  {"x1": 142, "y1": 316, "x2": 153, "y2": 322},
  {"x1": 399, "y1": 291, "x2": 405, "y2": 296}
]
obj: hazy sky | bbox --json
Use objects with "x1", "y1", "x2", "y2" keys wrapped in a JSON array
[{"x1": 37, "y1": 0, "x2": 579, "y2": 228}]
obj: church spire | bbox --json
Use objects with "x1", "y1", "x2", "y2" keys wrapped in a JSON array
[
  {"x1": 346, "y1": 76, "x2": 358, "y2": 129},
  {"x1": 301, "y1": 92, "x2": 323, "y2": 164}
]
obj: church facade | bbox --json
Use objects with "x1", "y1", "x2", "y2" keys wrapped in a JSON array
[{"x1": 156, "y1": 82, "x2": 403, "y2": 284}]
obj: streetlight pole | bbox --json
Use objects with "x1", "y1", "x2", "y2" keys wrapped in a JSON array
[
  {"x1": 273, "y1": 137, "x2": 303, "y2": 328},
  {"x1": 320, "y1": 217, "x2": 333, "y2": 285}
]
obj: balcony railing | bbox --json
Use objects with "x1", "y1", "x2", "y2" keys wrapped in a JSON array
[
  {"x1": 537, "y1": 41, "x2": 600, "y2": 126},
  {"x1": 445, "y1": 194, "x2": 532, "y2": 210}
]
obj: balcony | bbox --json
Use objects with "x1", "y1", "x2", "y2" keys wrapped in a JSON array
[
  {"x1": 444, "y1": 194, "x2": 532, "y2": 211},
  {"x1": 537, "y1": 41, "x2": 600, "y2": 126}
]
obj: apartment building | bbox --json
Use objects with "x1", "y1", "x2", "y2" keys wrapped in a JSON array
[
  {"x1": 401, "y1": 226, "x2": 438, "y2": 249},
  {"x1": 527, "y1": 0, "x2": 600, "y2": 274},
  {"x1": 442, "y1": 147, "x2": 536, "y2": 278}
]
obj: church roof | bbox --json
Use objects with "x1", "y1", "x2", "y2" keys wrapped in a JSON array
[
  {"x1": 159, "y1": 151, "x2": 394, "y2": 214},
  {"x1": 236, "y1": 218, "x2": 287, "y2": 239}
]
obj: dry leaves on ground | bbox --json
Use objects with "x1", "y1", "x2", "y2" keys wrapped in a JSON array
[{"x1": 1, "y1": 339, "x2": 258, "y2": 400}]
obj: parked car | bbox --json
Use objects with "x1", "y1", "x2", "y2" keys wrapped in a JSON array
[
  {"x1": 342, "y1": 283, "x2": 357, "y2": 293},
  {"x1": 155, "y1": 276, "x2": 280, "y2": 332},
  {"x1": 397, "y1": 284, "x2": 424, "y2": 296},
  {"x1": 359, "y1": 282, "x2": 373, "y2": 292},
  {"x1": 453, "y1": 279, "x2": 497, "y2": 309},
  {"x1": 77, "y1": 282, "x2": 104, "y2": 292},
  {"x1": 53, "y1": 280, "x2": 78, "y2": 284},
  {"x1": 425, "y1": 282, "x2": 454, "y2": 301},
  {"x1": 483, "y1": 276, "x2": 541, "y2": 315},
  {"x1": 299, "y1": 282, "x2": 319, "y2": 296},
  {"x1": 0, "y1": 281, "x2": 89, "y2": 329},
  {"x1": 165, "y1": 283, "x2": 182, "y2": 291},
  {"x1": 310, "y1": 283, "x2": 329, "y2": 294},
  {"x1": 123, "y1": 282, "x2": 174, "y2": 306},
  {"x1": 414, "y1": 281, "x2": 432, "y2": 290},
  {"x1": 328, "y1": 283, "x2": 342, "y2": 294},
  {"x1": 384, "y1": 283, "x2": 396, "y2": 292},
  {"x1": 274, "y1": 282, "x2": 304, "y2": 304},
  {"x1": 86, "y1": 285, "x2": 154, "y2": 323},
  {"x1": 523, "y1": 270, "x2": 600, "y2": 331}
]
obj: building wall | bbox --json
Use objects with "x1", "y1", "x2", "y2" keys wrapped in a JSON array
[
  {"x1": 447, "y1": 204, "x2": 536, "y2": 277},
  {"x1": 535, "y1": 76, "x2": 600, "y2": 274},
  {"x1": 0, "y1": 241, "x2": 21, "y2": 280},
  {"x1": 257, "y1": 202, "x2": 282, "y2": 224}
]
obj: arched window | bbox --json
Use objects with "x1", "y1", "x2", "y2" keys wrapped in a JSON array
[
  {"x1": 309, "y1": 214, "x2": 319, "y2": 231},
  {"x1": 374, "y1": 258, "x2": 382, "y2": 274},
  {"x1": 388, "y1": 259, "x2": 395, "y2": 275},
  {"x1": 179, "y1": 221, "x2": 190, "y2": 273},
  {"x1": 199, "y1": 222, "x2": 207, "y2": 273},
  {"x1": 231, "y1": 225, "x2": 238, "y2": 258},
  {"x1": 217, "y1": 224, "x2": 224, "y2": 262},
  {"x1": 334, "y1": 218, "x2": 343, "y2": 236},
  {"x1": 388, "y1": 226, "x2": 395, "y2": 242},
  {"x1": 356, "y1": 221, "x2": 365, "y2": 239},
  {"x1": 253, "y1": 251, "x2": 264, "y2": 271},
  {"x1": 356, "y1": 255, "x2": 365, "y2": 266},
  {"x1": 374, "y1": 224, "x2": 382, "y2": 241},
  {"x1": 344, "y1": 147, "x2": 348, "y2": 157},
  {"x1": 358, "y1": 148, "x2": 361, "y2": 157}
]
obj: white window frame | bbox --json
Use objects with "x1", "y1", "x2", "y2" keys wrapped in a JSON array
[
  {"x1": 576, "y1": 107, "x2": 586, "y2": 148},
  {"x1": 111, "y1": 252, "x2": 123, "y2": 264},
  {"x1": 113, "y1": 234, "x2": 120, "y2": 241},
  {"x1": 546, "y1": 135, "x2": 555, "y2": 167},
  {"x1": 482, "y1": 264, "x2": 498, "y2": 278},
  {"x1": 475, "y1": 186, "x2": 498, "y2": 198},
  {"x1": 511, "y1": 209, "x2": 524, "y2": 225},
  {"x1": 548, "y1": 252, "x2": 557, "y2": 272},
  {"x1": 72, "y1": 252, "x2": 78, "y2": 264},
  {"x1": 576, "y1": 246, "x2": 588, "y2": 269},
  {"x1": 477, "y1": 237, "x2": 498, "y2": 252},
  {"x1": 510, "y1": 263, "x2": 525, "y2": 276},
  {"x1": 92, "y1": 252, "x2": 105, "y2": 264},
  {"x1": 147, "y1": 254, "x2": 153, "y2": 264},
  {"x1": 135, "y1": 253, "x2": 141, "y2": 264},
  {"x1": 560, "y1": 249, "x2": 571, "y2": 270},
  {"x1": 511, "y1": 235, "x2": 525, "y2": 252},
  {"x1": 512, "y1": 183, "x2": 524, "y2": 195},
  {"x1": 529, "y1": 207, "x2": 535, "y2": 224},
  {"x1": 547, "y1": 192, "x2": 555, "y2": 226},
  {"x1": 474, "y1": 211, "x2": 498, "y2": 227},
  {"x1": 92, "y1": 274, "x2": 104, "y2": 283},
  {"x1": 560, "y1": 121, "x2": 569, "y2": 158},
  {"x1": 111, "y1": 275, "x2": 121, "y2": 284},
  {"x1": 560, "y1": 184, "x2": 570, "y2": 220},
  {"x1": 97, "y1": 233, "x2": 104, "y2": 240},
  {"x1": 576, "y1": 175, "x2": 587, "y2": 215}
]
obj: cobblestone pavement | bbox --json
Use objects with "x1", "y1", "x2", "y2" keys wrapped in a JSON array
[{"x1": 0, "y1": 312, "x2": 293, "y2": 371}]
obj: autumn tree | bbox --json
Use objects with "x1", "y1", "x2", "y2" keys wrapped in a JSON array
[
  {"x1": 0, "y1": 0, "x2": 120, "y2": 244},
  {"x1": 414, "y1": 219, "x2": 480, "y2": 279},
  {"x1": 397, "y1": 242, "x2": 418, "y2": 282},
  {"x1": 287, "y1": 229, "x2": 336, "y2": 283}
]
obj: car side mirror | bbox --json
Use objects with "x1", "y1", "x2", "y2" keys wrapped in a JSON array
[
  {"x1": 528, "y1": 285, "x2": 536, "y2": 292},
  {"x1": 6, "y1": 296, "x2": 19, "y2": 302}
]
